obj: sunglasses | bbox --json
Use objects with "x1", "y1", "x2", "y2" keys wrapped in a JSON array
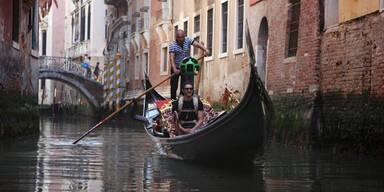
[{"x1": 183, "y1": 88, "x2": 193, "y2": 90}]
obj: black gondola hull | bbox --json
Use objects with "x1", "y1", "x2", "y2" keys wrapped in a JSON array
[{"x1": 144, "y1": 67, "x2": 271, "y2": 161}]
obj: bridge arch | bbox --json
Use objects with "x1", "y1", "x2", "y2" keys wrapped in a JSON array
[{"x1": 39, "y1": 69, "x2": 103, "y2": 109}]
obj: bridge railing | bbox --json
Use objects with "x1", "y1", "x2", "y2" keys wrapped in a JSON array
[{"x1": 39, "y1": 56, "x2": 104, "y2": 83}]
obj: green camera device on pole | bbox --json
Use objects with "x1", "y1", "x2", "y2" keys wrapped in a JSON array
[{"x1": 179, "y1": 57, "x2": 200, "y2": 75}]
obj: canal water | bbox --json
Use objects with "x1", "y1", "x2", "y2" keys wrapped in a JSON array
[{"x1": 1, "y1": 115, "x2": 384, "y2": 192}]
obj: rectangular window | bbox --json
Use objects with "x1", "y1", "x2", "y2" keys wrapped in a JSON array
[
  {"x1": 81, "y1": 7, "x2": 85, "y2": 41},
  {"x1": 184, "y1": 20, "x2": 188, "y2": 35},
  {"x1": 286, "y1": 0, "x2": 300, "y2": 57},
  {"x1": 31, "y1": 1, "x2": 38, "y2": 50},
  {"x1": 28, "y1": 6, "x2": 33, "y2": 30},
  {"x1": 220, "y1": 1, "x2": 228, "y2": 53},
  {"x1": 42, "y1": 30, "x2": 47, "y2": 56},
  {"x1": 12, "y1": 0, "x2": 20, "y2": 43},
  {"x1": 74, "y1": 12, "x2": 80, "y2": 43},
  {"x1": 381, "y1": 0, "x2": 384, "y2": 11},
  {"x1": 105, "y1": 24, "x2": 107, "y2": 39},
  {"x1": 105, "y1": 10, "x2": 108, "y2": 40},
  {"x1": 235, "y1": 0, "x2": 244, "y2": 49},
  {"x1": 72, "y1": 15, "x2": 75, "y2": 42},
  {"x1": 161, "y1": 47, "x2": 168, "y2": 73},
  {"x1": 135, "y1": 55, "x2": 140, "y2": 80},
  {"x1": 41, "y1": 79, "x2": 45, "y2": 89},
  {"x1": 194, "y1": 15, "x2": 200, "y2": 33},
  {"x1": 143, "y1": 52, "x2": 149, "y2": 74},
  {"x1": 325, "y1": 0, "x2": 338, "y2": 29},
  {"x1": 193, "y1": 36, "x2": 200, "y2": 56},
  {"x1": 87, "y1": 5, "x2": 91, "y2": 40},
  {"x1": 207, "y1": 8, "x2": 213, "y2": 57}
]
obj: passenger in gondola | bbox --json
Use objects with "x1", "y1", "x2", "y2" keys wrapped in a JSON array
[{"x1": 172, "y1": 82, "x2": 204, "y2": 135}]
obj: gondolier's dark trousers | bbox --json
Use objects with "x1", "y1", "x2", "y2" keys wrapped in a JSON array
[{"x1": 170, "y1": 68, "x2": 194, "y2": 100}]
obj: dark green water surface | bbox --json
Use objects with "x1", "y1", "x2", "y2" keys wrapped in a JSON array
[{"x1": 1, "y1": 116, "x2": 384, "y2": 191}]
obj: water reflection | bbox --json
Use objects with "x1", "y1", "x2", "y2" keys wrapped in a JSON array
[
  {"x1": 1, "y1": 116, "x2": 384, "y2": 191},
  {"x1": 36, "y1": 117, "x2": 103, "y2": 191}
]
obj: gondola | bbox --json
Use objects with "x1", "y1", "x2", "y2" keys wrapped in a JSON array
[
  {"x1": 142, "y1": 26, "x2": 273, "y2": 161},
  {"x1": 142, "y1": 66, "x2": 273, "y2": 161}
]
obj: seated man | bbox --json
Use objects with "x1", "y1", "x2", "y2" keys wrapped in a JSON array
[{"x1": 172, "y1": 82, "x2": 204, "y2": 135}]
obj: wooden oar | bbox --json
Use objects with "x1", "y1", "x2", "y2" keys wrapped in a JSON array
[
  {"x1": 72, "y1": 73, "x2": 177, "y2": 144},
  {"x1": 195, "y1": 42, "x2": 205, "y2": 94}
]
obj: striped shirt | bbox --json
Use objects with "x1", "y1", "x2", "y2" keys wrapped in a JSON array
[{"x1": 169, "y1": 37, "x2": 195, "y2": 68}]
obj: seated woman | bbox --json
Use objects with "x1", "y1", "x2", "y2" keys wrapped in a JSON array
[{"x1": 172, "y1": 82, "x2": 204, "y2": 135}]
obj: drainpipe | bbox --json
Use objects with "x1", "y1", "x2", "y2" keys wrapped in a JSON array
[{"x1": 311, "y1": 0, "x2": 325, "y2": 145}]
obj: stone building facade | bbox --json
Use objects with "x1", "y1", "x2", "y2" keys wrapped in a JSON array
[
  {"x1": 64, "y1": 0, "x2": 107, "y2": 68},
  {"x1": 147, "y1": 0, "x2": 173, "y2": 97},
  {"x1": 172, "y1": 0, "x2": 250, "y2": 101},
  {"x1": 103, "y1": 0, "x2": 170, "y2": 109}
]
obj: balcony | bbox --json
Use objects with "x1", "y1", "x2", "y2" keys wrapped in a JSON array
[
  {"x1": 140, "y1": 6, "x2": 149, "y2": 12},
  {"x1": 67, "y1": 41, "x2": 89, "y2": 59},
  {"x1": 111, "y1": 16, "x2": 130, "y2": 32},
  {"x1": 104, "y1": 0, "x2": 126, "y2": 6},
  {"x1": 156, "y1": 8, "x2": 169, "y2": 20},
  {"x1": 139, "y1": 16, "x2": 149, "y2": 31}
]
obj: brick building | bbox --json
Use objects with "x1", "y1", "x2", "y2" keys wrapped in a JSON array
[
  {"x1": 0, "y1": 0, "x2": 39, "y2": 96},
  {"x1": 249, "y1": 0, "x2": 384, "y2": 151},
  {"x1": 0, "y1": 0, "x2": 40, "y2": 137}
]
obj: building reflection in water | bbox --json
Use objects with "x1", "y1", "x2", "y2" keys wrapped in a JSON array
[{"x1": 35, "y1": 117, "x2": 103, "y2": 191}]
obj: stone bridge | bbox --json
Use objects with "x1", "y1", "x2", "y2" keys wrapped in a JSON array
[{"x1": 38, "y1": 56, "x2": 103, "y2": 109}]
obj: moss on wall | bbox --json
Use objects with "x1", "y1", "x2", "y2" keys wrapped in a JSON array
[
  {"x1": 321, "y1": 92, "x2": 384, "y2": 155},
  {"x1": 271, "y1": 95, "x2": 317, "y2": 146},
  {"x1": 0, "y1": 92, "x2": 39, "y2": 138},
  {"x1": 270, "y1": 92, "x2": 384, "y2": 155}
]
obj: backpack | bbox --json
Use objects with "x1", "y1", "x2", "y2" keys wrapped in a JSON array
[{"x1": 177, "y1": 94, "x2": 199, "y2": 118}]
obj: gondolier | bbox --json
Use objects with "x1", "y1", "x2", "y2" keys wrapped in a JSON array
[{"x1": 169, "y1": 29, "x2": 209, "y2": 100}]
